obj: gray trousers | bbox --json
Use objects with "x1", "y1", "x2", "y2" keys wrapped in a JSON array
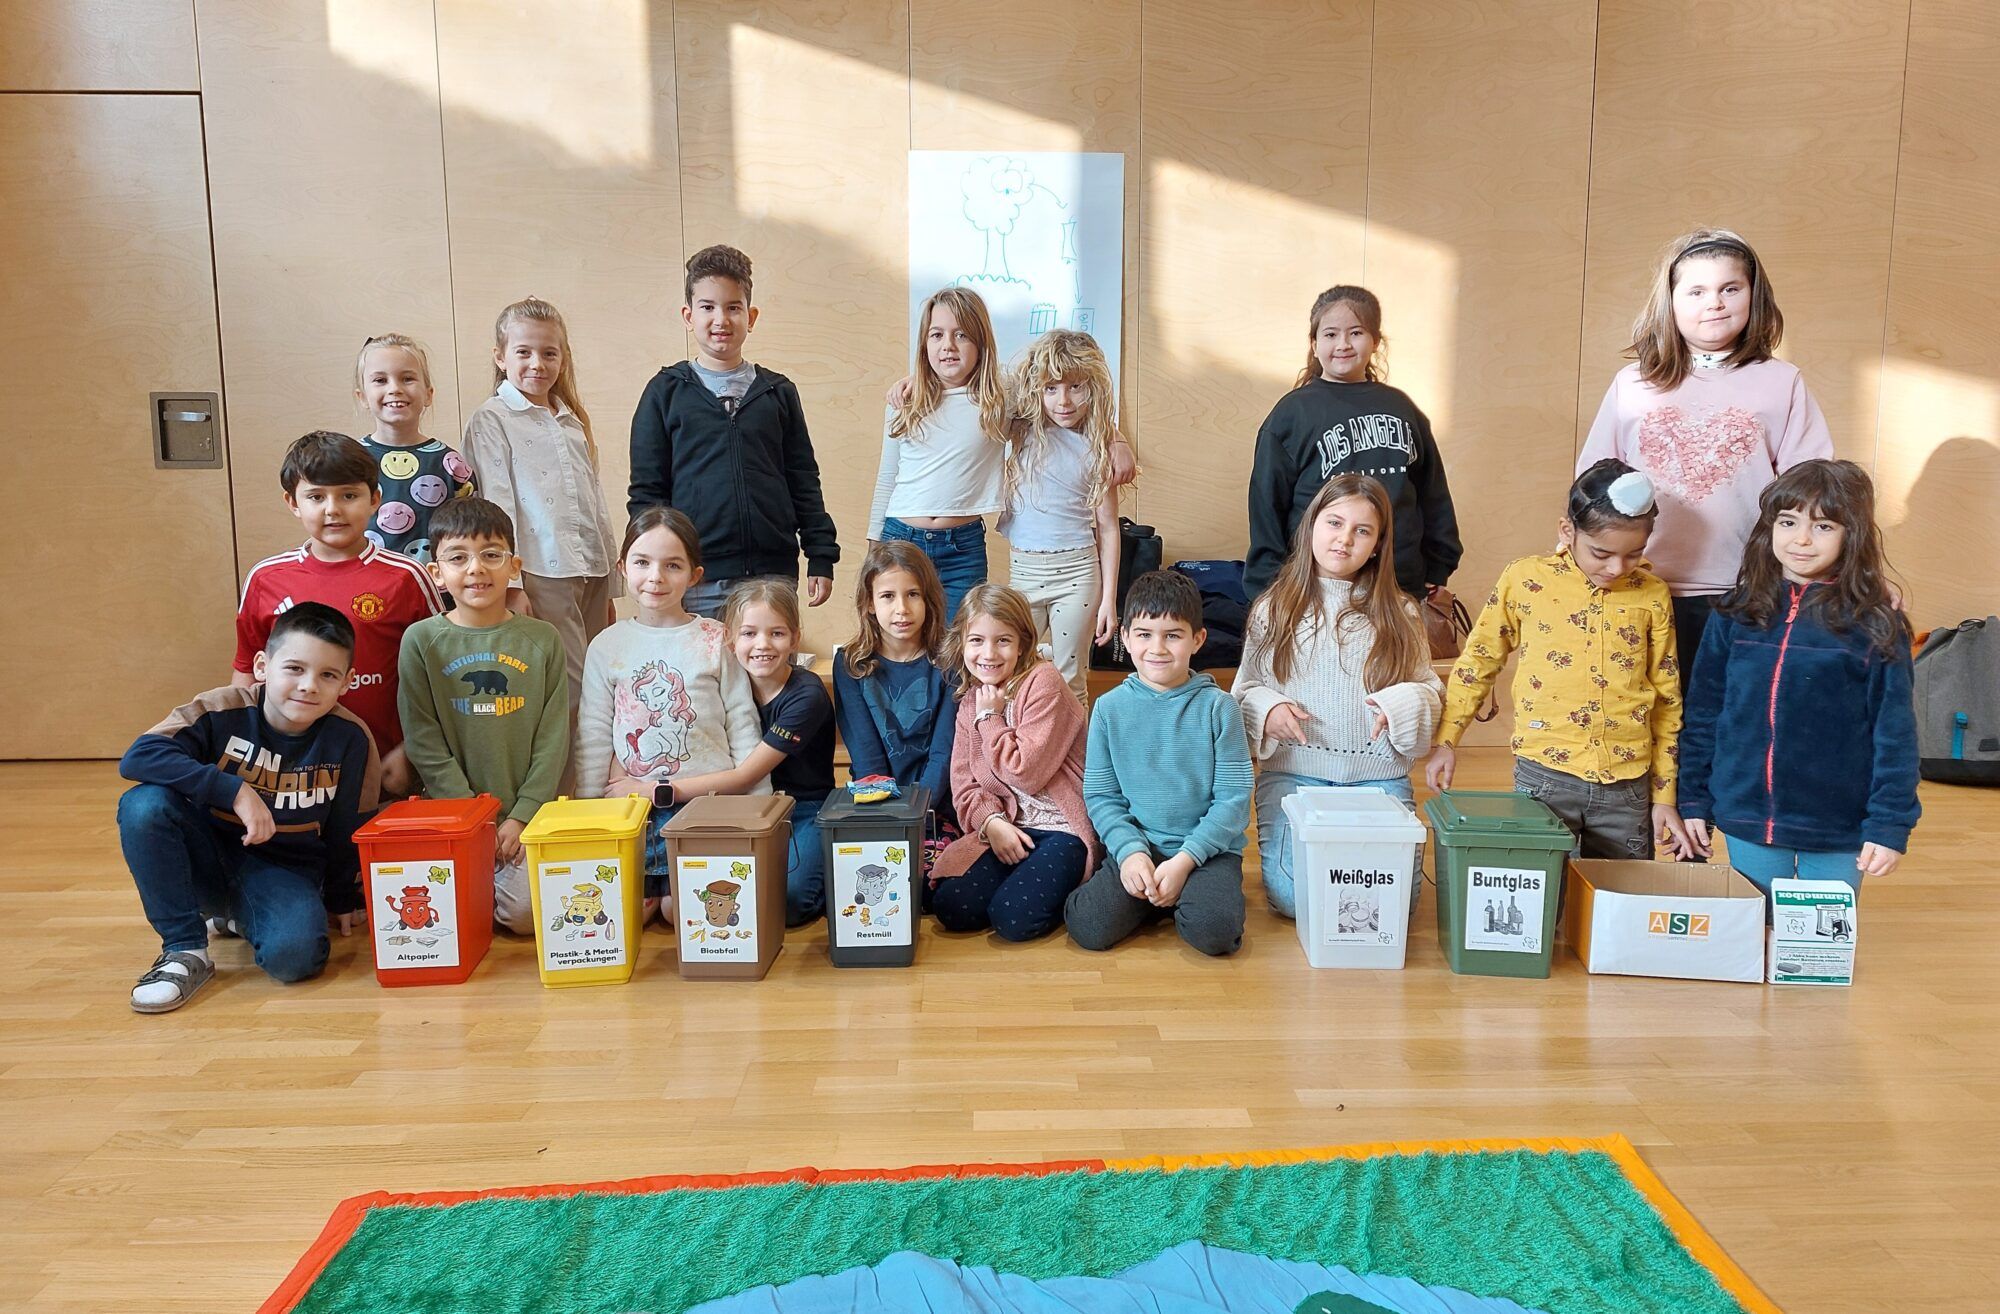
[
  {"x1": 1063, "y1": 849, "x2": 1246, "y2": 956},
  {"x1": 1512, "y1": 759, "x2": 1651, "y2": 859}
]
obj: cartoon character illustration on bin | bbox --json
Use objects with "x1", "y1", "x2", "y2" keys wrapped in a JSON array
[
  {"x1": 552, "y1": 882, "x2": 614, "y2": 941},
  {"x1": 619, "y1": 661, "x2": 696, "y2": 777},
  {"x1": 384, "y1": 885, "x2": 440, "y2": 931},
  {"x1": 697, "y1": 879, "x2": 742, "y2": 929}
]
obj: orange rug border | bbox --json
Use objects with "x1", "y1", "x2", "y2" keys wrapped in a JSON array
[{"x1": 260, "y1": 1135, "x2": 1777, "y2": 1314}]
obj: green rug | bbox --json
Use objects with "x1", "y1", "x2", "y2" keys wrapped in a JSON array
[{"x1": 264, "y1": 1137, "x2": 1774, "y2": 1314}]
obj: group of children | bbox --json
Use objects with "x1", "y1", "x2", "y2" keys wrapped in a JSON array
[{"x1": 117, "y1": 228, "x2": 1921, "y2": 1014}]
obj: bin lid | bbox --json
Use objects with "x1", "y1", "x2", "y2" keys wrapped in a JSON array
[
  {"x1": 1421, "y1": 789, "x2": 1574, "y2": 848},
  {"x1": 818, "y1": 784, "x2": 932, "y2": 826},
  {"x1": 661, "y1": 793, "x2": 795, "y2": 836},
  {"x1": 355, "y1": 794, "x2": 501, "y2": 840},
  {"x1": 1279, "y1": 788, "x2": 1425, "y2": 842},
  {"x1": 519, "y1": 795, "x2": 652, "y2": 842}
]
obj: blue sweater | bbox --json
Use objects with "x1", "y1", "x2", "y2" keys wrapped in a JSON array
[
  {"x1": 1084, "y1": 673, "x2": 1254, "y2": 865},
  {"x1": 1678, "y1": 582, "x2": 1920, "y2": 853},
  {"x1": 832, "y1": 653, "x2": 957, "y2": 819}
]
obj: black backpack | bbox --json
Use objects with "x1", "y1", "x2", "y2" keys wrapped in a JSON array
[
  {"x1": 1914, "y1": 616, "x2": 2000, "y2": 785},
  {"x1": 1090, "y1": 519, "x2": 1164, "y2": 672}
]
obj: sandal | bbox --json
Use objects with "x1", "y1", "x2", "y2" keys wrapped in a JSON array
[
  {"x1": 206, "y1": 915, "x2": 243, "y2": 938},
  {"x1": 130, "y1": 950, "x2": 215, "y2": 1014}
]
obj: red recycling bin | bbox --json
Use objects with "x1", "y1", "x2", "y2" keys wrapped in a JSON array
[{"x1": 354, "y1": 795, "x2": 501, "y2": 987}]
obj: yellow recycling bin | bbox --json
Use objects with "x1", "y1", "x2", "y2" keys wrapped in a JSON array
[{"x1": 521, "y1": 795, "x2": 651, "y2": 988}]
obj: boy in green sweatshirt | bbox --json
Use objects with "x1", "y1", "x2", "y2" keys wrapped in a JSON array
[
  {"x1": 397, "y1": 498, "x2": 570, "y2": 932},
  {"x1": 1064, "y1": 570, "x2": 1254, "y2": 955}
]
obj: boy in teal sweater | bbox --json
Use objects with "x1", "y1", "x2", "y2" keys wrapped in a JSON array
[
  {"x1": 397, "y1": 498, "x2": 570, "y2": 933},
  {"x1": 1064, "y1": 571, "x2": 1254, "y2": 955}
]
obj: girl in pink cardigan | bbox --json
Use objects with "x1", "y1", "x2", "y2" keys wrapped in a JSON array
[{"x1": 928, "y1": 584, "x2": 1097, "y2": 941}]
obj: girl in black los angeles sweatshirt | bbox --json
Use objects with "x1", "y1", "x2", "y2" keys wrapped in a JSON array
[{"x1": 1244, "y1": 286, "x2": 1462, "y2": 600}]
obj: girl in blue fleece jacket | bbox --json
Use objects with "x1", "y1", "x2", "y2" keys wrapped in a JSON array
[{"x1": 1678, "y1": 460, "x2": 1919, "y2": 898}]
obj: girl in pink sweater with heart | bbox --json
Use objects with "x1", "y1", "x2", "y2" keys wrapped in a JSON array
[{"x1": 1577, "y1": 228, "x2": 1833, "y2": 688}]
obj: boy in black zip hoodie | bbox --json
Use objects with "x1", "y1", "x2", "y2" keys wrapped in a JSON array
[{"x1": 629, "y1": 245, "x2": 841, "y2": 618}]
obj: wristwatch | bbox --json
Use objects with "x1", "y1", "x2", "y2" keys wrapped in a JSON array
[{"x1": 652, "y1": 780, "x2": 676, "y2": 810}]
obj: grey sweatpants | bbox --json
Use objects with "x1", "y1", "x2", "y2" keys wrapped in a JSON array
[
  {"x1": 1513, "y1": 759, "x2": 1651, "y2": 859},
  {"x1": 1063, "y1": 849, "x2": 1246, "y2": 956}
]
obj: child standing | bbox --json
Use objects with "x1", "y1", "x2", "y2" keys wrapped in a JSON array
[
  {"x1": 928, "y1": 585, "x2": 1097, "y2": 942},
  {"x1": 575, "y1": 508, "x2": 766, "y2": 911},
  {"x1": 868, "y1": 287, "x2": 1012, "y2": 620},
  {"x1": 1428, "y1": 460, "x2": 1694, "y2": 861},
  {"x1": 1233, "y1": 474, "x2": 1441, "y2": 918},
  {"x1": 1245, "y1": 286, "x2": 1462, "y2": 602},
  {"x1": 122, "y1": 604, "x2": 380, "y2": 1012},
  {"x1": 1678, "y1": 460, "x2": 1919, "y2": 896},
  {"x1": 462, "y1": 297, "x2": 621, "y2": 727},
  {"x1": 832, "y1": 541, "x2": 958, "y2": 825},
  {"x1": 999, "y1": 330, "x2": 1122, "y2": 701},
  {"x1": 354, "y1": 334, "x2": 476, "y2": 564},
  {"x1": 235, "y1": 431, "x2": 443, "y2": 798},
  {"x1": 397, "y1": 498, "x2": 569, "y2": 934},
  {"x1": 1577, "y1": 228, "x2": 1834, "y2": 680},
  {"x1": 628, "y1": 245, "x2": 841, "y2": 618},
  {"x1": 725, "y1": 580, "x2": 837, "y2": 926},
  {"x1": 1064, "y1": 570, "x2": 1254, "y2": 956}
]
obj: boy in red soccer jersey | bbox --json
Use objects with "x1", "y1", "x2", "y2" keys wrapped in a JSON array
[{"x1": 233, "y1": 431, "x2": 442, "y2": 797}]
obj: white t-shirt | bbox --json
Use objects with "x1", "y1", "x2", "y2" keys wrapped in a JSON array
[
  {"x1": 999, "y1": 425, "x2": 1099, "y2": 552},
  {"x1": 867, "y1": 388, "x2": 1007, "y2": 538}
]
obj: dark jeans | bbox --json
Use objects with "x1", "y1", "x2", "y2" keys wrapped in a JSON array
[
  {"x1": 118, "y1": 784, "x2": 329, "y2": 983},
  {"x1": 1063, "y1": 848, "x2": 1247, "y2": 956},
  {"x1": 1512, "y1": 759, "x2": 1650, "y2": 859},
  {"x1": 683, "y1": 573, "x2": 796, "y2": 622},
  {"x1": 784, "y1": 795, "x2": 827, "y2": 927},
  {"x1": 1672, "y1": 594, "x2": 1715, "y2": 699},
  {"x1": 928, "y1": 828, "x2": 1086, "y2": 942},
  {"x1": 881, "y1": 517, "x2": 987, "y2": 623}
]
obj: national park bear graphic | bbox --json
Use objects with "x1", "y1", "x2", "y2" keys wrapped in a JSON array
[{"x1": 459, "y1": 669, "x2": 509, "y2": 696}]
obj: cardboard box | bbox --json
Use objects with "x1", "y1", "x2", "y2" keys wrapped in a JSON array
[
  {"x1": 1768, "y1": 879, "x2": 1858, "y2": 986},
  {"x1": 1566, "y1": 860, "x2": 1766, "y2": 983}
]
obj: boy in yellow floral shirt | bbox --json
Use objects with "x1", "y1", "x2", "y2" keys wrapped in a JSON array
[{"x1": 1428, "y1": 460, "x2": 1695, "y2": 860}]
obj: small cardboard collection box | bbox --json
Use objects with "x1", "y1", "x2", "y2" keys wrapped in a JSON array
[
  {"x1": 1768, "y1": 878, "x2": 1858, "y2": 986},
  {"x1": 1565, "y1": 859, "x2": 1766, "y2": 984}
]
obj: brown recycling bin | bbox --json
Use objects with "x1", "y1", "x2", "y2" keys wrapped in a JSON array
[{"x1": 662, "y1": 794, "x2": 794, "y2": 981}]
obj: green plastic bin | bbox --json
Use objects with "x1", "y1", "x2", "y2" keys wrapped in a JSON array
[{"x1": 1422, "y1": 790, "x2": 1574, "y2": 979}]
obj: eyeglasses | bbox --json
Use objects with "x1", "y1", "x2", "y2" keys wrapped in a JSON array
[{"x1": 436, "y1": 549, "x2": 513, "y2": 569}]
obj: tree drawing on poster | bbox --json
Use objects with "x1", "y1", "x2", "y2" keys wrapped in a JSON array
[{"x1": 908, "y1": 151, "x2": 1125, "y2": 395}]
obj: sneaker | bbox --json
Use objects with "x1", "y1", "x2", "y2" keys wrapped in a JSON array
[{"x1": 131, "y1": 950, "x2": 215, "y2": 1014}]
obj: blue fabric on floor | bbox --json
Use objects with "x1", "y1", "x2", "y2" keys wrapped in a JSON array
[{"x1": 689, "y1": 1238, "x2": 1550, "y2": 1314}]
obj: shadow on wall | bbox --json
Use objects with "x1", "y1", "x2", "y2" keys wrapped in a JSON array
[{"x1": 1886, "y1": 436, "x2": 2000, "y2": 629}]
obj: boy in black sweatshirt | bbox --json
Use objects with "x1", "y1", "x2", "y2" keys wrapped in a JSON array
[
  {"x1": 119, "y1": 603, "x2": 380, "y2": 1013},
  {"x1": 628, "y1": 244, "x2": 840, "y2": 618}
]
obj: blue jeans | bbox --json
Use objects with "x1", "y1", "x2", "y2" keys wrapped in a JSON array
[
  {"x1": 928, "y1": 828, "x2": 1086, "y2": 942},
  {"x1": 881, "y1": 517, "x2": 987, "y2": 623},
  {"x1": 1721, "y1": 831, "x2": 1863, "y2": 898},
  {"x1": 683, "y1": 573, "x2": 796, "y2": 622},
  {"x1": 785, "y1": 795, "x2": 827, "y2": 927},
  {"x1": 1254, "y1": 771, "x2": 1417, "y2": 920},
  {"x1": 118, "y1": 784, "x2": 329, "y2": 982},
  {"x1": 642, "y1": 800, "x2": 685, "y2": 898}
]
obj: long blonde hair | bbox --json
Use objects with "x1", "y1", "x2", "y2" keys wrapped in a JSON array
[
  {"x1": 843, "y1": 541, "x2": 947, "y2": 679},
  {"x1": 939, "y1": 583, "x2": 1047, "y2": 698},
  {"x1": 492, "y1": 297, "x2": 598, "y2": 467},
  {"x1": 891, "y1": 286, "x2": 1008, "y2": 444},
  {"x1": 354, "y1": 333, "x2": 435, "y2": 407},
  {"x1": 1007, "y1": 329, "x2": 1117, "y2": 510},
  {"x1": 1247, "y1": 474, "x2": 1429, "y2": 690},
  {"x1": 1295, "y1": 286, "x2": 1388, "y2": 388},
  {"x1": 1628, "y1": 227, "x2": 1784, "y2": 391}
]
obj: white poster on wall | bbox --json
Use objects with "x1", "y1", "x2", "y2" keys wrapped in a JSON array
[{"x1": 908, "y1": 151, "x2": 1125, "y2": 394}]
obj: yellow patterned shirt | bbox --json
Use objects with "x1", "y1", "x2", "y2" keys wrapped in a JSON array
[{"x1": 1438, "y1": 551, "x2": 1682, "y2": 802}]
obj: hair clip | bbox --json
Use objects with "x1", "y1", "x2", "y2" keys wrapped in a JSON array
[{"x1": 1608, "y1": 471, "x2": 1657, "y2": 516}]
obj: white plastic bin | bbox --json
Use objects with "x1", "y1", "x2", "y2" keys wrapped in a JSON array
[{"x1": 1280, "y1": 788, "x2": 1427, "y2": 969}]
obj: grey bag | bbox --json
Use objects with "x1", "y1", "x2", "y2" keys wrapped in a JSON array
[{"x1": 1914, "y1": 616, "x2": 2000, "y2": 785}]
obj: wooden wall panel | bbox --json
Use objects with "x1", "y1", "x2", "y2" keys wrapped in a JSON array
[
  {"x1": 0, "y1": 1, "x2": 199, "y2": 92},
  {"x1": 1877, "y1": 0, "x2": 2000, "y2": 629},
  {"x1": 675, "y1": 2, "x2": 913, "y2": 656},
  {"x1": 197, "y1": 0, "x2": 458, "y2": 570},
  {"x1": 435, "y1": 0, "x2": 683, "y2": 548},
  {"x1": 1577, "y1": 0, "x2": 1911, "y2": 459},
  {"x1": 0, "y1": 96, "x2": 235, "y2": 756},
  {"x1": 1135, "y1": 0, "x2": 1373, "y2": 564},
  {"x1": 1367, "y1": 0, "x2": 1599, "y2": 609}
]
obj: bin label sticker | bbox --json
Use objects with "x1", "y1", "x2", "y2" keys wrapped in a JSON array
[
  {"x1": 678, "y1": 855, "x2": 759, "y2": 962},
  {"x1": 1322, "y1": 866, "x2": 1405, "y2": 947},
  {"x1": 539, "y1": 859, "x2": 629, "y2": 972},
  {"x1": 1464, "y1": 865, "x2": 1546, "y2": 955},
  {"x1": 832, "y1": 841, "x2": 913, "y2": 948},
  {"x1": 372, "y1": 860, "x2": 461, "y2": 970},
  {"x1": 1769, "y1": 879, "x2": 1856, "y2": 985}
]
